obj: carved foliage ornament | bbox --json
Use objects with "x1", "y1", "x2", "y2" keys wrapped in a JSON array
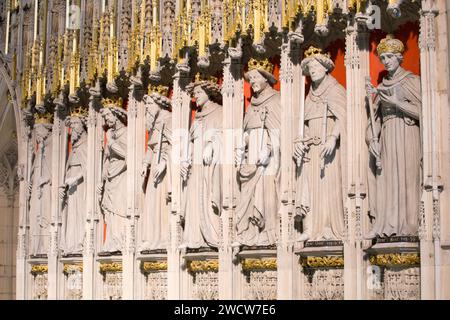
[
  {"x1": 187, "y1": 260, "x2": 219, "y2": 273},
  {"x1": 141, "y1": 261, "x2": 168, "y2": 273},
  {"x1": 300, "y1": 256, "x2": 344, "y2": 269},
  {"x1": 99, "y1": 262, "x2": 123, "y2": 273},
  {"x1": 242, "y1": 258, "x2": 277, "y2": 271},
  {"x1": 369, "y1": 253, "x2": 420, "y2": 267},
  {"x1": 63, "y1": 263, "x2": 83, "y2": 275},
  {"x1": 31, "y1": 264, "x2": 48, "y2": 275}
]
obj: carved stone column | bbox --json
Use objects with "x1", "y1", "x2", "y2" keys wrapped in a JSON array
[
  {"x1": 277, "y1": 40, "x2": 299, "y2": 300},
  {"x1": 343, "y1": 21, "x2": 371, "y2": 300},
  {"x1": 123, "y1": 89, "x2": 139, "y2": 299},
  {"x1": 82, "y1": 98, "x2": 100, "y2": 299},
  {"x1": 418, "y1": 0, "x2": 441, "y2": 300},
  {"x1": 16, "y1": 117, "x2": 32, "y2": 300},
  {"x1": 48, "y1": 106, "x2": 67, "y2": 299},
  {"x1": 220, "y1": 52, "x2": 244, "y2": 299},
  {"x1": 167, "y1": 65, "x2": 190, "y2": 299}
]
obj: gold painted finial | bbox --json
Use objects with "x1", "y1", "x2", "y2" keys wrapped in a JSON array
[
  {"x1": 376, "y1": 34, "x2": 405, "y2": 56},
  {"x1": 247, "y1": 58, "x2": 274, "y2": 74}
]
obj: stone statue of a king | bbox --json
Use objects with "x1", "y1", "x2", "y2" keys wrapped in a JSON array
[
  {"x1": 365, "y1": 35, "x2": 422, "y2": 239},
  {"x1": 234, "y1": 58, "x2": 281, "y2": 247},
  {"x1": 294, "y1": 46, "x2": 346, "y2": 242}
]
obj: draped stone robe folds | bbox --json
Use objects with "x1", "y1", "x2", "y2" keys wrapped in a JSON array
[
  {"x1": 181, "y1": 102, "x2": 223, "y2": 249},
  {"x1": 100, "y1": 126, "x2": 127, "y2": 252},
  {"x1": 366, "y1": 68, "x2": 422, "y2": 238},
  {"x1": 140, "y1": 112, "x2": 172, "y2": 251},
  {"x1": 29, "y1": 136, "x2": 53, "y2": 257},
  {"x1": 295, "y1": 75, "x2": 346, "y2": 241},
  {"x1": 61, "y1": 135, "x2": 87, "y2": 255},
  {"x1": 236, "y1": 87, "x2": 281, "y2": 246}
]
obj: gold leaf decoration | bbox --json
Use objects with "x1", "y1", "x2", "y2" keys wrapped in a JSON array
[
  {"x1": 369, "y1": 253, "x2": 420, "y2": 267},
  {"x1": 242, "y1": 258, "x2": 277, "y2": 271},
  {"x1": 300, "y1": 256, "x2": 344, "y2": 268},
  {"x1": 99, "y1": 262, "x2": 123, "y2": 274},
  {"x1": 31, "y1": 264, "x2": 48, "y2": 275},
  {"x1": 187, "y1": 260, "x2": 219, "y2": 273},
  {"x1": 141, "y1": 261, "x2": 168, "y2": 273},
  {"x1": 63, "y1": 263, "x2": 83, "y2": 275}
]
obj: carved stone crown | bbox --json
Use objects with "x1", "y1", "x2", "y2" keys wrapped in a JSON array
[
  {"x1": 376, "y1": 34, "x2": 405, "y2": 55},
  {"x1": 195, "y1": 72, "x2": 218, "y2": 85},
  {"x1": 247, "y1": 58, "x2": 274, "y2": 74},
  {"x1": 148, "y1": 85, "x2": 170, "y2": 97},
  {"x1": 70, "y1": 106, "x2": 89, "y2": 118},
  {"x1": 34, "y1": 112, "x2": 54, "y2": 124},
  {"x1": 101, "y1": 97, "x2": 124, "y2": 109},
  {"x1": 304, "y1": 46, "x2": 331, "y2": 59}
]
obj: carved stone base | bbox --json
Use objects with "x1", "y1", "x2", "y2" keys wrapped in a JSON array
[
  {"x1": 240, "y1": 250, "x2": 277, "y2": 300},
  {"x1": 303, "y1": 268, "x2": 344, "y2": 300},
  {"x1": 99, "y1": 259, "x2": 123, "y2": 300},
  {"x1": 366, "y1": 241, "x2": 420, "y2": 300},
  {"x1": 184, "y1": 251, "x2": 219, "y2": 300},
  {"x1": 140, "y1": 258, "x2": 168, "y2": 300},
  {"x1": 63, "y1": 262, "x2": 83, "y2": 300},
  {"x1": 296, "y1": 244, "x2": 344, "y2": 300},
  {"x1": 30, "y1": 263, "x2": 48, "y2": 300}
]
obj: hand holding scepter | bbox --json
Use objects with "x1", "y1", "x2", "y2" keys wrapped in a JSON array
[{"x1": 365, "y1": 76, "x2": 382, "y2": 170}]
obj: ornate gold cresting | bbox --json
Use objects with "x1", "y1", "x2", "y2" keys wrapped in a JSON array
[
  {"x1": 242, "y1": 258, "x2": 277, "y2": 271},
  {"x1": 99, "y1": 262, "x2": 123, "y2": 273},
  {"x1": 187, "y1": 260, "x2": 219, "y2": 273},
  {"x1": 31, "y1": 264, "x2": 48, "y2": 275},
  {"x1": 300, "y1": 256, "x2": 345, "y2": 268},
  {"x1": 141, "y1": 261, "x2": 168, "y2": 273},
  {"x1": 369, "y1": 253, "x2": 420, "y2": 267}
]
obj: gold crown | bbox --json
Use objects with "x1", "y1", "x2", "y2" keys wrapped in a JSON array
[
  {"x1": 195, "y1": 73, "x2": 218, "y2": 84},
  {"x1": 70, "y1": 106, "x2": 89, "y2": 118},
  {"x1": 247, "y1": 58, "x2": 274, "y2": 74},
  {"x1": 304, "y1": 46, "x2": 331, "y2": 59},
  {"x1": 101, "y1": 97, "x2": 124, "y2": 109},
  {"x1": 34, "y1": 112, "x2": 54, "y2": 124},
  {"x1": 376, "y1": 34, "x2": 405, "y2": 55},
  {"x1": 148, "y1": 85, "x2": 170, "y2": 97}
]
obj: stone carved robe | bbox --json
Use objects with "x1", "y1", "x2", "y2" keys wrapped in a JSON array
[
  {"x1": 140, "y1": 111, "x2": 172, "y2": 251},
  {"x1": 61, "y1": 134, "x2": 87, "y2": 255},
  {"x1": 236, "y1": 87, "x2": 281, "y2": 246},
  {"x1": 100, "y1": 126, "x2": 127, "y2": 252},
  {"x1": 295, "y1": 75, "x2": 346, "y2": 241},
  {"x1": 366, "y1": 68, "x2": 421, "y2": 237},
  {"x1": 29, "y1": 129, "x2": 53, "y2": 256},
  {"x1": 182, "y1": 102, "x2": 222, "y2": 249}
]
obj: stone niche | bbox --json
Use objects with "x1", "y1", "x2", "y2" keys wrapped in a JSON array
[
  {"x1": 62, "y1": 260, "x2": 83, "y2": 300},
  {"x1": 239, "y1": 248, "x2": 277, "y2": 300},
  {"x1": 99, "y1": 259, "x2": 123, "y2": 300},
  {"x1": 365, "y1": 238, "x2": 420, "y2": 300},
  {"x1": 296, "y1": 241, "x2": 344, "y2": 300},
  {"x1": 183, "y1": 250, "x2": 219, "y2": 300},
  {"x1": 30, "y1": 262, "x2": 48, "y2": 300},
  {"x1": 139, "y1": 253, "x2": 168, "y2": 300}
]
